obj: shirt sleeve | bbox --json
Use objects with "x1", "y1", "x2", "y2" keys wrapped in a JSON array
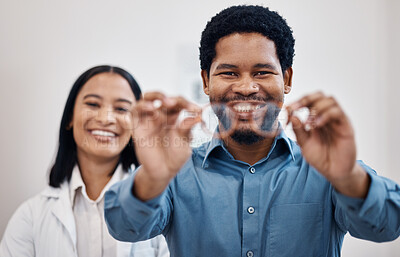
[
  {"x1": 0, "y1": 201, "x2": 35, "y2": 257},
  {"x1": 332, "y1": 160, "x2": 400, "y2": 242},
  {"x1": 104, "y1": 170, "x2": 172, "y2": 243}
]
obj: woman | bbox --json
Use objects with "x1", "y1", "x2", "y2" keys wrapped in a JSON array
[{"x1": 0, "y1": 65, "x2": 169, "y2": 257}]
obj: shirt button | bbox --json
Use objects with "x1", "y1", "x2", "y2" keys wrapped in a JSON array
[
  {"x1": 249, "y1": 167, "x2": 255, "y2": 174},
  {"x1": 247, "y1": 206, "x2": 255, "y2": 214},
  {"x1": 247, "y1": 250, "x2": 254, "y2": 257}
]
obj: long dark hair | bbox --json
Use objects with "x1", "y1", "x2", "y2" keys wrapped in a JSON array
[{"x1": 49, "y1": 65, "x2": 142, "y2": 187}]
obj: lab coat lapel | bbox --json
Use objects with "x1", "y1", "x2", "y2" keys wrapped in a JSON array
[
  {"x1": 117, "y1": 241, "x2": 133, "y2": 257},
  {"x1": 49, "y1": 183, "x2": 77, "y2": 247}
]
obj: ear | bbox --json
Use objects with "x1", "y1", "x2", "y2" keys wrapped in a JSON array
[
  {"x1": 66, "y1": 119, "x2": 73, "y2": 130},
  {"x1": 201, "y1": 70, "x2": 210, "y2": 95},
  {"x1": 283, "y1": 67, "x2": 293, "y2": 94}
]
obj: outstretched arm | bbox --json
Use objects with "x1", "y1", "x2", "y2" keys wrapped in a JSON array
[
  {"x1": 287, "y1": 91, "x2": 370, "y2": 198},
  {"x1": 287, "y1": 91, "x2": 400, "y2": 242},
  {"x1": 105, "y1": 92, "x2": 201, "y2": 242},
  {"x1": 132, "y1": 92, "x2": 201, "y2": 201}
]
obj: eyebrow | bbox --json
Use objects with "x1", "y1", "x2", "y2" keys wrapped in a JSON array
[
  {"x1": 215, "y1": 64, "x2": 238, "y2": 70},
  {"x1": 254, "y1": 63, "x2": 278, "y2": 70},
  {"x1": 83, "y1": 94, "x2": 133, "y2": 104},
  {"x1": 83, "y1": 94, "x2": 102, "y2": 100},
  {"x1": 215, "y1": 63, "x2": 278, "y2": 70},
  {"x1": 115, "y1": 98, "x2": 133, "y2": 104}
]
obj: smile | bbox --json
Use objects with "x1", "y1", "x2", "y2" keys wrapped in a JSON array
[
  {"x1": 90, "y1": 130, "x2": 117, "y2": 137},
  {"x1": 232, "y1": 103, "x2": 262, "y2": 113}
]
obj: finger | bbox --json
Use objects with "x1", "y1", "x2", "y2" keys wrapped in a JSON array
[
  {"x1": 310, "y1": 96, "x2": 337, "y2": 117},
  {"x1": 142, "y1": 91, "x2": 167, "y2": 101},
  {"x1": 314, "y1": 106, "x2": 345, "y2": 127},
  {"x1": 163, "y1": 96, "x2": 200, "y2": 114},
  {"x1": 176, "y1": 106, "x2": 202, "y2": 132},
  {"x1": 164, "y1": 99, "x2": 201, "y2": 129},
  {"x1": 134, "y1": 100, "x2": 159, "y2": 117},
  {"x1": 287, "y1": 91, "x2": 325, "y2": 111},
  {"x1": 162, "y1": 97, "x2": 201, "y2": 128},
  {"x1": 134, "y1": 99, "x2": 170, "y2": 132},
  {"x1": 290, "y1": 116, "x2": 310, "y2": 146},
  {"x1": 177, "y1": 115, "x2": 202, "y2": 139}
]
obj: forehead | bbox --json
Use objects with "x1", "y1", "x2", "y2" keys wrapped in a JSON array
[
  {"x1": 78, "y1": 73, "x2": 135, "y2": 100},
  {"x1": 213, "y1": 32, "x2": 280, "y2": 68}
]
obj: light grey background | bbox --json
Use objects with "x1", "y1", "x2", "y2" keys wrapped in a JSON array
[{"x1": 1, "y1": 0, "x2": 399, "y2": 255}]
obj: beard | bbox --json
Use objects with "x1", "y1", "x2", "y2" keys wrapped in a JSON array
[
  {"x1": 210, "y1": 94, "x2": 283, "y2": 145},
  {"x1": 230, "y1": 129, "x2": 265, "y2": 145}
]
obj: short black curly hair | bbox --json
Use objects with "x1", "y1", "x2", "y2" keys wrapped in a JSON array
[{"x1": 200, "y1": 5, "x2": 295, "y2": 75}]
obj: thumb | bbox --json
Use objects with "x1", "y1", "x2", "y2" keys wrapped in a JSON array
[
  {"x1": 291, "y1": 116, "x2": 309, "y2": 146},
  {"x1": 178, "y1": 115, "x2": 202, "y2": 140}
]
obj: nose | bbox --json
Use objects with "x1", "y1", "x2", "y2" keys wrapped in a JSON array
[
  {"x1": 96, "y1": 107, "x2": 116, "y2": 125},
  {"x1": 232, "y1": 76, "x2": 259, "y2": 96}
]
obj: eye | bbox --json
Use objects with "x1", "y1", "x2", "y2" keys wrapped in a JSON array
[
  {"x1": 116, "y1": 107, "x2": 129, "y2": 113},
  {"x1": 254, "y1": 71, "x2": 272, "y2": 76},
  {"x1": 85, "y1": 102, "x2": 99, "y2": 108},
  {"x1": 217, "y1": 71, "x2": 237, "y2": 77}
]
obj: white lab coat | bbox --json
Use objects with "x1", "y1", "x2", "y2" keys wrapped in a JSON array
[{"x1": 0, "y1": 180, "x2": 169, "y2": 257}]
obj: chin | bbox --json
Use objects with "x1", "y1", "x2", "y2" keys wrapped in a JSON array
[
  {"x1": 87, "y1": 146, "x2": 123, "y2": 159},
  {"x1": 230, "y1": 129, "x2": 265, "y2": 145}
]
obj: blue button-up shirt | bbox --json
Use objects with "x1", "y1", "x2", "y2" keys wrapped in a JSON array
[{"x1": 105, "y1": 132, "x2": 400, "y2": 257}]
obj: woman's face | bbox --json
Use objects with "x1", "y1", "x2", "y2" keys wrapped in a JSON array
[{"x1": 70, "y1": 72, "x2": 136, "y2": 162}]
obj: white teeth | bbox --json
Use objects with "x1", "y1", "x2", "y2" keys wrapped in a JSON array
[
  {"x1": 233, "y1": 104, "x2": 261, "y2": 113},
  {"x1": 91, "y1": 130, "x2": 116, "y2": 137}
]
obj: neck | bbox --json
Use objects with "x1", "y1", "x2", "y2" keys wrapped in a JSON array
[
  {"x1": 223, "y1": 135, "x2": 275, "y2": 165},
  {"x1": 76, "y1": 151, "x2": 120, "y2": 200}
]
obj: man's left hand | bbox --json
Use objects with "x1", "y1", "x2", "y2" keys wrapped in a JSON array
[{"x1": 287, "y1": 91, "x2": 370, "y2": 198}]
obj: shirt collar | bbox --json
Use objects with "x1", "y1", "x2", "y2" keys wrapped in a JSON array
[
  {"x1": 69, "y1": 164, "x2": 125, "y2": 206},
  {"x1": 201, "y1": 129, "x2": 295, "y2": 168},
  {"x1": 272, "y1": 130, "x2": 296, "y2": 161}
]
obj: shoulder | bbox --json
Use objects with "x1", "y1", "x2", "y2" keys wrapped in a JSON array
[
  {"x1": 12, "y1": 184, "x2": 63, "y2": 219},
  {"x1": 0, "y1": 183, "x2": 72, "y2": 256},
  {"x1": 1, "y1": 185, "x2": 59, "y2": 242},
  {"x1": 10, "y1": 181, "x2": 69, "y2": 225}
]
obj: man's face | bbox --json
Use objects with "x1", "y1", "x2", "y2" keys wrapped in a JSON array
[{"x1": 201, "y1": 32, "x2": 292, "y2": 144}]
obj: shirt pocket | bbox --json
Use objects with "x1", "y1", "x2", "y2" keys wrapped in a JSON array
[{"x1": 268, "y1": 203, "x2": 323, "y2": 257}]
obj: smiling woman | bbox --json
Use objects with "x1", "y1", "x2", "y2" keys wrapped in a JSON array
[
  {"x1": 70, "y1": 73, "x2": 136, "y2": 186},
  {"x1": 0, "y1": 65, "x2": 169, "y2": 257}
]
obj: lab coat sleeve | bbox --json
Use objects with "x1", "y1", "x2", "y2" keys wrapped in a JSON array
[
  {"x1": 0, "y1": 200, "x2": 35, "y2": 257},
  {"x1": 104, "y1": 170, "x2": 172, "y2": 243},
  {"x1": 333, "y1": 161, "x2": 400, "y2": 242}
]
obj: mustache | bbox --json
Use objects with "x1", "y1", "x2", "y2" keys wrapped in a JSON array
[{"x1": 211, "y1": 95, "x2": 274, "y2": 103}]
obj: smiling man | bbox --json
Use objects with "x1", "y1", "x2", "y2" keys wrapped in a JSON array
[
  {"x1": 104, "y1": 5, "x2": 400, "y2": 257},
  {"x1": 202, "y1": 31, "x2": 291, "y2": 162}
]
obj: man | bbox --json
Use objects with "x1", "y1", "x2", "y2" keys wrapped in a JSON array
[{"x1": 105, "y1": 5, "x2": 400, "y2": 257}]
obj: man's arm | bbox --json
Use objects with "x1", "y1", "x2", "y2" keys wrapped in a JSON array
[
  {"x1": 287, "y1": 92, "x2": 370, "y2": 198},
  {"x1": 287, "y1": 91, "x2": 400, "y2": 241},
  {"x1": 105, "y1": 92, "x2": 201, "y2": 241},
  {"x1": 332, "y1": 162, "x2": 400, "y2": 241},
  {"x1": 132, "y1": 92, "x2": 201, "y2": 201},
  {"x1": 105, "y1": 170, "x2": 173, "y2": 242}
]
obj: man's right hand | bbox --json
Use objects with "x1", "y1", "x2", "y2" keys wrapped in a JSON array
[{"x1": 131, "y1": 92, "x2": 201, "y2": 201}]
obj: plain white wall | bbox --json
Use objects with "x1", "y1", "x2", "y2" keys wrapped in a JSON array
[{"x1": 1, "y1": 0, "x2": 399, "y2": 255}]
